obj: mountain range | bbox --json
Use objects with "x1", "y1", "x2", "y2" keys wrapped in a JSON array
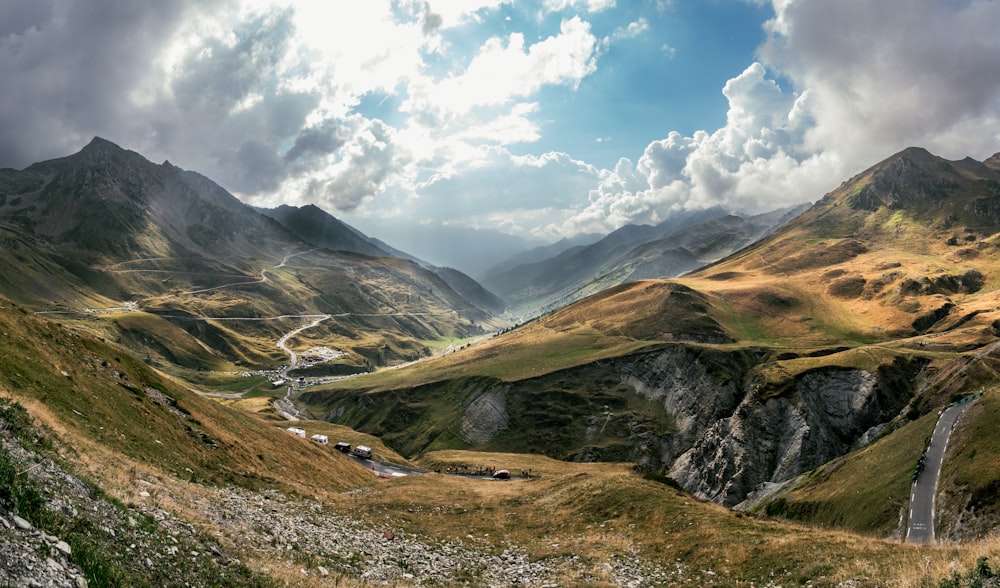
[
  {"x1": 0, "y1": 137, "x2": 501, "y2": 377},
  {"x1": 2, "y1": 139, "x2": 1000, "y2": 585},
  {"x1": 300, "y1": 145, "x2": 1000, "y2": 532},
  {"x1": 480, "y1": 204, "x2": 809, "y2": 316}
]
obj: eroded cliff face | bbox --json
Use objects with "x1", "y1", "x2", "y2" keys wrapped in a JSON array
[
  {"x1": 616, "y1": 346, "x2": 753, "y2": 466},
  {"x1": 310, "y1": 344, "x2": 923, "y2": 508},
  {"x1": 615, "y1": 348, "x2": 921, "y2": 506}
]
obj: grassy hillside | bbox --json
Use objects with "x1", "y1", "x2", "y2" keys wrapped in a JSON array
[
  {"x1": 0, "y1": 296, "x2": 374, "y2": 493},
  {"x1": 4, "y1": 294, "x2": 1000, "y2": 585},
  {"x1": 295, "y1": 148, "x2": 1000, "y2": 542},
  {"x1": 756, "y1": 409, "x2": 939, "y2": 535}
]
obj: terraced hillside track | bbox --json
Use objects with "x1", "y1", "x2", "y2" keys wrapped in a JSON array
[{"x1": 906, "y1": 400, "x2": 975, "y2": 544}]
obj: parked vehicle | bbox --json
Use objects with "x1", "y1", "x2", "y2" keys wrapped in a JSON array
[
  {"x1": 310, "y1": 434, "x2": 329, "y2": 445},
  {"x1": 492, "y1": 469, "x2": 510, "y2": 480},
  {"x1": 334, "y1": 442, "x2": 351, "y2": 453},
  {"x1": 351, "y1": 445, "x2": 373, "y2": 459}
]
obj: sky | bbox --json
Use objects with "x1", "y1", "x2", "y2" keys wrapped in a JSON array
[{"x1": 2, "y1": 0, "x2": 1000, "y2": 263}]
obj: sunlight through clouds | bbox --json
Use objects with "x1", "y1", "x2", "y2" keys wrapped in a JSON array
[{"x1": 1, "y1": 0, "x2": 998, "y2": 252}]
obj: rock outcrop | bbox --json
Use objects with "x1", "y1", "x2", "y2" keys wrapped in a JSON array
[
  {"x1": 662, "y1": 363, "x2": 918, "y2": 506},
  {"x1": 611, "y1": 347, "x2": 923, "y2": 506}
]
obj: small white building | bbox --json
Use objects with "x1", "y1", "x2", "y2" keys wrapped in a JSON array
[
  {"x1": 272, "y1": 379, "x2": 286, "y2": 387},
  {"x1": 286, "y1": 427, "x2": 306, "y2": 438},
  {"x1": 310, "y1": 434, "x2": 329, "y2": 445}
]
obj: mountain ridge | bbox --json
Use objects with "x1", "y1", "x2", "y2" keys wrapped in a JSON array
[
  {"x1": 302, "y1": 146, "x2": 1000, "y2": 536},
  {"x1": 0, "y1": 138, "x2": 504, "y2": 376}
]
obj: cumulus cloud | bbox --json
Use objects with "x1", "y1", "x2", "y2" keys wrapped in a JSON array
[
  {"x1": 561, "y1": 0, "x2": 1000, "y2": 237},
  {"x1": 402, "y1": 16, "x2": 598, "y2": 122},
  {"x1": 0, "y1": 0, "x2": 199, "y2": 167},
  {"x1": 562, "y1": 61, "x2": 827, "y2": 235},
  {"x1": 760, "y1": 0, "x2": 1000, "y2": 163}
]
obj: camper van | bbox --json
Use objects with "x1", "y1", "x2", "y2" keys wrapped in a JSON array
[
  {"x1": 351, "y1": 445, "x2": 373, "y2": 459},
  {"x1": 310, "y1": 434, "x2": 328, "y2": 445}
]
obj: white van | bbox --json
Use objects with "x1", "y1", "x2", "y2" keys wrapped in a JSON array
[
  {"x1": 351, "y1": 445, "x2": 373, "y2": 459},
  {"x1": 310, "y1": 434, "x2": 329, "y2": 445}
]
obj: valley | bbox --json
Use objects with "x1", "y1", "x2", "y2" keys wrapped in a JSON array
[{"x1": 2, "y1": 140, "x2": 1000, "y2": 586}]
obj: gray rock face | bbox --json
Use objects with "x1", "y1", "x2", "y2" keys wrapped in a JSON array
[
  {"x1": 461, "y1": 387, "x2": 510, "y2": 444},
  {"x1": 619, "y1": 346, "x2": 746, "y2": 464},
  {"x1": 667, "y1": 367, "x2": 912, "y2": 506},
  {"x1": 611, "y1": 346, "x2": 920, "y2": 506}
]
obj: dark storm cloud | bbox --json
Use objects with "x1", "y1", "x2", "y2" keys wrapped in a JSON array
[
  {"x1": 421, "y1": 2, "x2": 444, "y2": 36},
  {"x1": 0, "y1": 1, "x2": 340, "y2": 198},
  {"x1": 284, "y1": 120, "x2": 347, "y2": 167},
  {"x1": 0, "y1": 0, "x2": 197, "y2": 168},
  {"x1": 151, "y1": 7, "x2": 327, "y2": 194},
  {"x1": 169, "y1": 8, "x2": 296, "y2": 119},
  {"x1": 313, "y1": 120, "x2": 406, "y2": 212},
  {"x1": 759, "y1": 0, "x2": 1000, "y2": 159}
]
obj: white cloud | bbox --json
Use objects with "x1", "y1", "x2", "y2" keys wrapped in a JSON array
[
  {"x1": 402, "y1": 16, "x2": 598, "y2": 118},
  {"x1": 342, "y1": 146, "x2": 601, "y2": 241},
  {"x1": 610, "y1": 18, "x2": 649, "y2": 41},
  {"x1": 562, "y1": 61, "x2": 829, "y2": 235},
  {"x1": 561, "y1": 0, "x2": 1000, "y2": 238},
  {"x1": 543, "y1": 0, "x2": 616, "y2": 14},
  {"x1": 760, "y1": 0, "x2": 1000, "y2": 163}
]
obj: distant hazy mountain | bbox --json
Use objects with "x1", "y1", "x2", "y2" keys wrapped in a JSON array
[
  {"x1": 258, "y1": 203, "x2": 506, "y2": 313},
  {"x1": 484, "y1": 233, "x2": 603, "y2": 277},
  {"x1": 481, "y1": 206, "x2": 806, "y2": 315},
  {"x1": 352, "y1": 220, "x2": 543, "y2": 279}
]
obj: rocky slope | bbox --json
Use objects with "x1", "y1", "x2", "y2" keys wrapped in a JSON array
[
  {"x1": 1, "y1": 397, "x2": 686, "y2": 587},
  {"x1": 307, "y1": 343, "x2": 927, "y2": 507}
]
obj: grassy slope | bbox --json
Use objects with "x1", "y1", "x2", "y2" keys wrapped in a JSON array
[
  {"x1": 0, "y1": 296, "x2": 374, "y2": 494},
  {"x1": 5, "y1": 295, "x2": 1000, "y2": 585},
  {"x1": 763, "y1": 410, "x2": 939, "y2": 535},
  {"x1": 305, "y1": 280, "x2": 729, "y2": 395}
]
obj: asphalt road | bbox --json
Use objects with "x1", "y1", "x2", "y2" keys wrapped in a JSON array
[
  {"x1": 906, "y1": 402, "x2": 972, "y2": 544},
  {"x1": 345, "y1": 453, "x2": 429, "y2": 478}
]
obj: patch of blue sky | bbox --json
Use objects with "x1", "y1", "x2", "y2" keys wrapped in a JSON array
[{"x1": 517, "y1": 1, "x2": 773, "y2": 167}]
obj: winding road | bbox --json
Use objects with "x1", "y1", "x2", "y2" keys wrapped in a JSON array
[{"x1": 905, "y1": 400, "x2": 974, "y2": 544}]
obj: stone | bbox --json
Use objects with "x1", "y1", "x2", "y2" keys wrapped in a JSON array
[
  {"x1": 55, "y1": 541, "x2": 72, "y2": 556},
  {"x1": 12, "y1": 515, "x2": 32, "y2": 531}
]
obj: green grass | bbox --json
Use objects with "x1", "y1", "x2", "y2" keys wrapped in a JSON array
[
  {"x1": 0, "y1": 297, "x2": 375, "y2": 493},
  {"x1": 938, "y1": 388, "x2": 1000, "y2": 535},
  {"x1": 763, "y1": 410, "x2": 939, "y2": 534}
]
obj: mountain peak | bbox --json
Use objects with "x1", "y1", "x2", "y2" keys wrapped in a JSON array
[
  {"x1": 985, "y1": 152, "x2": 1000, "y2": 171},
  {"x1": 80, "y1": 136, "x2": 124, "y2": 155},
  {"x1": 892, "y1": 146, "x2": 934, "y2": 160},
  {"x1": 69, "y1": 137, "x2": 151, "y2": 171}
]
